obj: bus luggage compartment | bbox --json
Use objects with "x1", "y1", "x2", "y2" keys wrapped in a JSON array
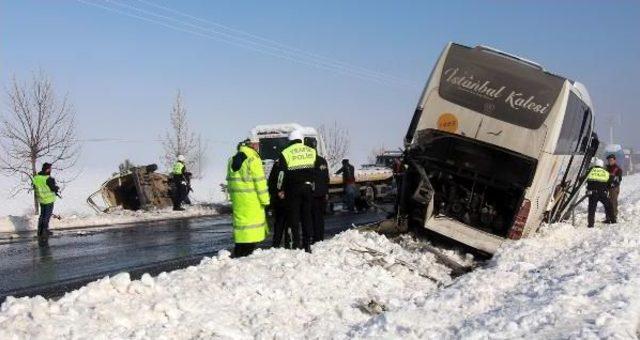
[{"x1": 403, "y1": 129, "x2": 537, "y2": 242}]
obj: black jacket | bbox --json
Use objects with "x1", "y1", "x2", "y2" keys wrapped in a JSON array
[
  {"x1": 268, "y1": 159, "x2": 284, "y2": 206},
  {"x1": 335, "y1": 163, "x2": 355, "y2": 185},
  {"x1": 313, "y1": 156, "x2": 330, "y2": 197}
]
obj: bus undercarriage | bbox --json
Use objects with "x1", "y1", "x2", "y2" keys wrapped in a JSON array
[{"x1": 401, "y1": 130, "x2": 537, "y2": 239}]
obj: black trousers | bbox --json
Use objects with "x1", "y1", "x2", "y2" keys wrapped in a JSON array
[
  {"x1": 286, "y1": 184, "x2": 313, "y2": 251},
  {"x1": 234, "y1": 243, "x2": 257, "y2": 258},
  {"x1": 172, "y1": 177, "x2": 186, "y2": 209},
  {"x1": 37, "y1": 203, "x2": 54, "y2": 237},
  {"x1": 272, "y1": 204, "x2": 291, "y2": 249},
  {"x1": 311, "y1": 197, "x2": 326, "y2": 243},
  {"x1": 587, "y1": 190, "x2": 615, "y2": 228}
]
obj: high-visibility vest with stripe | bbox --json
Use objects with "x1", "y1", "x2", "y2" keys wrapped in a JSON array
[
  {"x1": 172, "y1": 161, "x2": 185, "y2": 175},
  {"x1": 281, "y1": 142, "x2": 316, "y2": 170},
  {"x1": 32, "y1": 175, "x2": 56, "y2": 205},
  {"x1": 226, "y1": 146, "x2": 270, "y2": 243},
  {"x1": 587, "y1": 166, "x2": 610, "y2": 183}
]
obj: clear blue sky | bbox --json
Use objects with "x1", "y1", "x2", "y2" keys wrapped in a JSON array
[{"x1": 2, "y1": 0, "x2": 639, "y2": 178}]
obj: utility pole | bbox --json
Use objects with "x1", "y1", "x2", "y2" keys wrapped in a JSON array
[{"x1": 607, "y1": 114, "x2": 621, "y2": 145}]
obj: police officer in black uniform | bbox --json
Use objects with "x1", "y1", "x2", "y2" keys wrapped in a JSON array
[
  {"x1": 268, "y1": 158, "x2": 291, "y2": 248},
  {"x1": 277, "y1": 129, "x2": 317, "y2": 253},
  {"x1": 306, "y1": 138, "x2": 330, "y2": 244},
  {"x1": 586, "y1": 158, "x2": 616, "y2": 228}
]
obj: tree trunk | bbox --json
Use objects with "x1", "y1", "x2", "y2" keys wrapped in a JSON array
[{"x1": 31, "y1": 157, "x2": 38, "y2": 215}]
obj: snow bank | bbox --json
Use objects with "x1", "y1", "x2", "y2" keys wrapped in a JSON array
[
  {"x1": 0, "y1": 231, "x2": 455, "y2": 339},
  {"x1": 0, "y1": 204, "x2": 218, "y2": 234},
  {"x1": 1, "y1": 175, "x2": 639, "y2": 339},
  {"x1": 351, "y1": 174, "x2": 640, "y2": 339}
]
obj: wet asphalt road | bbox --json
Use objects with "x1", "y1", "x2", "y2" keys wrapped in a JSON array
[{"x1": 0, "y1": 211, "x2": 386, "y2": 301}]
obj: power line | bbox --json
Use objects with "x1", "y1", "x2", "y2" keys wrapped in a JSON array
[
  {"x1": 133, "y1": 0, "x2": 411, "y2": 85},
  {"x1": 75, "y1": 0, "x2": 415, "y2": 87},
  {"x1": 93, "y1": 0, "x2": 407, "y2": 86}
]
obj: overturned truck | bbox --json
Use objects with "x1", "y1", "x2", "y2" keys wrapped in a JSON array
[
  {"x1": 87, "y1": 164, "x2": 173, "y2": 212},
  {"x1": 397, "y1": 43, "x2": 598, "y2": 254}
]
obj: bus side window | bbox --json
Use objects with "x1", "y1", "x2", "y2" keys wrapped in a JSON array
[
  {"x1": 578, "y1": 109, "x2": 592, "y2": 154},
  {"x1": 555, "y1": 93, "x2": 585, "y2": 155}
]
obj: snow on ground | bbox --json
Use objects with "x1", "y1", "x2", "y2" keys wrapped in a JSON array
[
  {"x1": 0, "y1": 204, "x2": 219, "y2": 235},
  {"x1": 1, "y1": 175, "x2": 639, "y2": 339},
  {"x1": 0, "y1": 171, "x2": 223, "y2": 234}
]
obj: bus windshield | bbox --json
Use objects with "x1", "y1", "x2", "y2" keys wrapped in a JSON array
[{"x1": 439, "y1": 44, "x2": 565, "y2": 129}]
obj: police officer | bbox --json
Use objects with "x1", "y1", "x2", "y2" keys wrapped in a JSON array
[
  {"x1": 268, "y1": 158, "x2": 290, "y2": 248},
  {"x1": 226, "y1": 138, "x2": 270, "y2": 257},
  {"x1": 32, "y1": 162, "x2": 60, "y2": 239},
  {"x1": 171, "y1": 155, "x2": 188, "y2": 211},
  {"x1": 306, "y1": 138, "x2": 329, "y2": 244},
  {"x1": 277, "y1": 129, "x2": 317, "y2": 253},
  {"x1": 586, "y1": 158, "x2": 615, "y2": 228}
]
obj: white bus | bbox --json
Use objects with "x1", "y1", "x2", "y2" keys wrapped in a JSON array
[{"x1": 400, "y1": 43, "x2": 598, "y2": 254}]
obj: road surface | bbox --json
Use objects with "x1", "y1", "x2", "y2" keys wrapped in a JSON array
[{"x1": 0, "y1": 210, "x2": 387, "y2": 301}]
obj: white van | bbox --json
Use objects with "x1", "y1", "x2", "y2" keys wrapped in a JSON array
[{"x1": 400, "y1": 43, "x2": 598, "y2": 253}]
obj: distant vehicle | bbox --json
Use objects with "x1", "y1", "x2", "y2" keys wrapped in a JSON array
[
  {"x1": 603, "y1": 144, "x2": 626, "y2": 169},
  {"x1": 249, "y1": 123, "x2": 395, "y2": 208},
  {"x1": 363, "y1": 150, "x2": 403, "y2": 170},
  {"x1": 87, "y1": 164, "x2": 172, "y2": 212},
  {"x1": 399, "y1": 42, "x2": 598, "y2": 253}
]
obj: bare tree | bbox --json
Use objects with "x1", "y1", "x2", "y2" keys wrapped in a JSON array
[
  {"x1": 318, "y1": 121, "x2": 350, "y2": 170},
  {"x1": 161, "y1": 91, "x2": 207, "y2": 178},
  {"x1": 0, "y1": 70, "x2": 80, "y2": 213}
]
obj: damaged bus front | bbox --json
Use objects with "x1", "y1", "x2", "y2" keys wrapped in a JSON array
[{"x1": 399, "y1": 43, "x2": 597, "y2": 254}]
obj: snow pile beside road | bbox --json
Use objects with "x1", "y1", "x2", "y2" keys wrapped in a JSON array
[
  {"x1": 0, "y1": 231, "x2": 455, "y2": 339},
  {"x1": 1, "y1": 176, "x2": 639, "y2": 338},
  {"x1": 352, "y1": 223, "x2": 640, "y2": 338},
  {"x1": 352, "y1": 173, "x2": 640, "y2": 338},
  {"x1": 0, "y1": 204, "x2": 218, "y2": 235}
]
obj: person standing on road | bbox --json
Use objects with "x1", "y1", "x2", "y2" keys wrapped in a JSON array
[
  {"x1": 171, "y1": 155, "x2": 188, "y2": 211},
  {"x1": 32, "y1": 162, "x2": 60, "y2": 239},
  {"x1": 226, "y1": 138, "x2": 270, "y2": 257},
  {"x1": 335, "y1": 159, "x2": 356, "y2": 212},
  {"x1": 306, "y1": 139, "x2": 329, "y2": 244},
  {"x1": 606, "y1": 154, "x2": 623, "y2": 221},
  {"x1": 586, "y1": 158, "x2": 615, "y2": 228},
  {"x1": 277, "y1": 129, "x2": 317, "y2": 253},
  {"x1": 268, "y1": 158, "x2": 291, "y2": 248}
]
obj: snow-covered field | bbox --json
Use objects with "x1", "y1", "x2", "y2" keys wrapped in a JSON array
[
  {"x1": 0, "y1": 172, "x2": 223, "y2": 234},
  {"x1": 1, "y1": 175, "x2": 639, "y2": 339}
]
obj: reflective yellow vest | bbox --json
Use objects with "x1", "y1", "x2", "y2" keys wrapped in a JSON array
[
  {"x1": 587, "y1": 166, "x2": 610, "y2": 183},
  {"x1": 226, "y1": 146, "x2": 270, "y2": 243},
  {"x1": 32, "y1": 175, "x2": 56, "y2": 205},
  {"x1": 172, "y1": 161, "x2": 185, "y2": 175},
  {"x1": 281, "y1": 142, "x2": 316, "y2": 170}
]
